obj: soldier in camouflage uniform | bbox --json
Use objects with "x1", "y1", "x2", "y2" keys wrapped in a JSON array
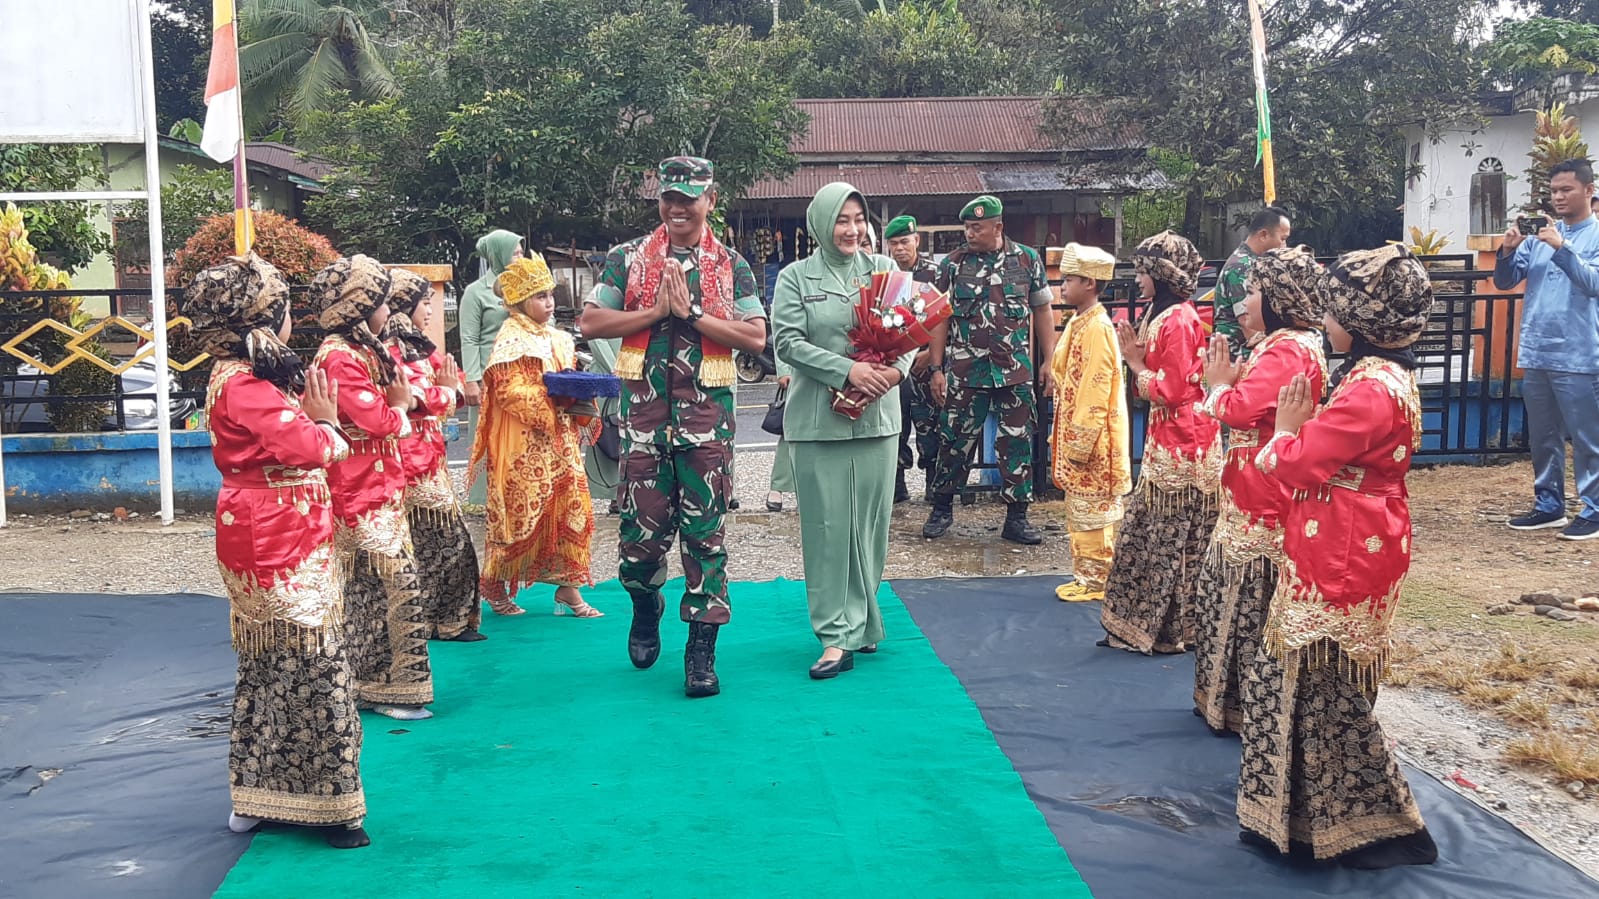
[
  {"x1": 883, "y1": 214, "x2": 942, "y2": 502},
  {"x1": 580, "y1": 157, "x2": 767, "y2": 698},
  {"x1": 1213, "y1": 207, "x2": 1292, "y2": 359},
  {"x1": 923, "y1": 195, "x2": 1057, "y2": 545}
]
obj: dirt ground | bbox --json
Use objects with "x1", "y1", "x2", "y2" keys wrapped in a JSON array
[{"x1": 2, "y1": 458, "x2": 1596, "y2": 876}]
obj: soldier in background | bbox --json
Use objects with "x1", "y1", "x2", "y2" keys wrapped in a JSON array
[
  {"x1": 1213, "y1": 207, "x2": 1292, "y2": 359},
  {"x1": 883, "y1": 214, "x2": 942, "y2": 502},
  {"x1": 922, "y1": 195, "x2": 1056, "y2": 545}
]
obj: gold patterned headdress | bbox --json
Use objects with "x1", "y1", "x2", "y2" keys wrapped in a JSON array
[
  {"x1": 496, "y1": 253, "x2": 556, "y2": 306},
  {"x1": 1059, "y1": 243, "x2": 1116, "y2": 282}
]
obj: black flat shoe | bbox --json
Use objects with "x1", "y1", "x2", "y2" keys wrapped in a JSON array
[
  {"x1": 857, "y1": 644, "x2": 878, "y2": 654},
  {"x1": 809, "y1": 651, "x2": 854, "y2": 679},
  {"x1": 766, "y1": 499, "x2": 783, "y2": 512}
]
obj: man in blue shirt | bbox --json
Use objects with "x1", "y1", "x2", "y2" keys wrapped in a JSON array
[{"x1": 1493, "y1": 157, "x2": 1599, "y2": 541}]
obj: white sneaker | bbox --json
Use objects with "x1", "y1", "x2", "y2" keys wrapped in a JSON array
[{"x1": 369, "y1": 705, "x2": 432, "y2": 721}]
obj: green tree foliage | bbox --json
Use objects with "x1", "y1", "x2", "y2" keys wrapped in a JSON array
[
  {"x1": 776, "y1": 0, "x2": 1022, "y2": 98},
  {"x1": 1537, "y1": 0, "x2": 1599, "y2": 24},
  {"x1": 112, "y1": 165, "x2": 236, "y2": 270},
  {"x1": 1046, "y1": 0, "x2": 1489, "y2": 250},
  {"x1": 1485, "y1": 17, "x2": 1599, "y2": 82},
  {"x1": 300, "y1": 0, "x2": 805, "y2": 267},
  {"x1": 0, "y1": 145, "x2": 112, "y2": 273},
  {"x1": 239, "y1": 0, "x2": 399, "y2": 130},
  {"x1": 152, "y1": 0, "x2": 210, "y2": 129}
]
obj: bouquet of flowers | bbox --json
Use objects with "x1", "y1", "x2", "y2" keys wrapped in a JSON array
[{"x1": 830, "y1": 269, "x2": 953, "y2": 420}]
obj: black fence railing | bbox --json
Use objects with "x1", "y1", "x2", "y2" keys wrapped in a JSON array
[
  {"x1": 973, "y1": 252, "x2": 1525, "y2": 498},
  {"x1": 0, "y1": 256, "x2": 1532, "y2": 478}
]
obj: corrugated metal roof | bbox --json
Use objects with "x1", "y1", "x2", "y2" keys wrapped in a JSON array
[
  {"x1": 745, "y1": 162, "x2": 1168, "y2": 201},
  {"x1": 791, "y1": 97, "x2": 1139, "y2": 156},
  {"x1": 244, "y1": 142, "x2": 334, "y2": 183},
  {"x1": 743, "y1": 164, "x2": 986, "y2": 200}
]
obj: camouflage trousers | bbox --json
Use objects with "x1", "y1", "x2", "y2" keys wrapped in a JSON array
[
  {"x1": 930, "y1": 381, "x2": 1037, "y2": 504},
  {"x1": 898, "y1": 370, "x2": 941, "y2": 472},
  {"x1": 617, "y1": 440, "x2": 733, "y2": 624}
]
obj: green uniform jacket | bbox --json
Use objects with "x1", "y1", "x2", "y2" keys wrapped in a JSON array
[{"x1": 773, "y1": 250, "x2": 916, "y2": 441}]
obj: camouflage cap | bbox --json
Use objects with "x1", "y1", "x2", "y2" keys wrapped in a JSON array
[
  {"x1": 883, "y1": 214, "x2": 918, "y2": 240},
  {"x1": 960, "y1": 195, "x2": 1003, "y2": 222},
  {"x1": 659, "y1": 156, "x2": 715, "y2": 199}
]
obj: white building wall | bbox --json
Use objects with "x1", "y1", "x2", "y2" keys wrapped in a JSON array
[{"x1": 1404, "y1": 98, "x2": 1599, "y2": 251}]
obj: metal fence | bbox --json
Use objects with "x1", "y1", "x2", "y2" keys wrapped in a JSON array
[
  {"x1": 1009, "y1": 252, "x2": 1525, "y2": 497},
  {"x1": 0, "y1": 255, "x2": 1532, "y2": 473}
]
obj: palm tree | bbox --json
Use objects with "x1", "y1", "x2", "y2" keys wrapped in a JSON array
[{"x1": 238, "y1": 0, "x2": 397, "y2": 127}]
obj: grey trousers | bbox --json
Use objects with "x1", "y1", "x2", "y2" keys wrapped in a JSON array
[{"x1": 1524, "y1": 367, "x2": 1599, "y2": 520}]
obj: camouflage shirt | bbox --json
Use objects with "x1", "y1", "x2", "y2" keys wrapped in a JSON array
[
  {"x1": 904, "y1": 254, "x2": 940, "y2": 283},
  {"x1": 587, "y1": 237, "x2": 764, "y2": 448},
  {"x1": 1213, "y1": 243, "x2": 1255, "y2": 361},
  {"x1": 936, "y1": 239, "x2": 1052, "y2": 388}
]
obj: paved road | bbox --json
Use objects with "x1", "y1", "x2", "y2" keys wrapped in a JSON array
[{"x1": 445, "y1": 377, "x2": 785, "y2": 465}]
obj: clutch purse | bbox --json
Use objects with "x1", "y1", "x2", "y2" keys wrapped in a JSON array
[{"x1": 544, "y1": 371, "x2": 621, "y2": 400}]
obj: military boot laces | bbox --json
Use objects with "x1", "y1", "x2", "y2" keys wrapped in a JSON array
[
  {"x1": 628, "y1": 591, "x2": 665, "y2": 670},
  {"x1": 684, "y1": 621, "x2": 721, "y2": 698},
  {"x1": 1001, "y1": 506, "x2": 1043, "y2": 545}
]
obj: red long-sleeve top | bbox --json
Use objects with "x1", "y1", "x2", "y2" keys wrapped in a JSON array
[
  {"x1": 315, "y1": 336, "x2": 408, "y2": 527},
  {"x1": 1203, "y1": 329, "x2": 1328, "y2": 558},
  {"x1": 1135, "y1": 302, "x2": 1221, "y2": 493},
  {"x1": 1257, "y1": 356, "x2": 1420, "y2": 679},
  {"x1": 390, "y1": 347, "x2": 457, "y2": 486},
  {"x1": 206, "y1": 360, "x2": 345, "y2": 587}
]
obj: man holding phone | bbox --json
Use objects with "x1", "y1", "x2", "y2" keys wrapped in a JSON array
[{"x1": 1494, "y1": 158, "x2": 1599, "y2": 540}]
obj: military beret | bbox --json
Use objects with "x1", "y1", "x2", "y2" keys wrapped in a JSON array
[
  {"x1": 960, "y1": 195, "x2": 1003, "y2": 222},
  {"x1": 883, "y1": 215, "x2": 918, "y2": 240}
]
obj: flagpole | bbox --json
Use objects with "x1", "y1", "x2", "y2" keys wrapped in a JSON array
[
  {"x1": 1247, "y1": 0, "x2": 1276, "y2": 205},
  {"x1": 230, "y1": 4, "x2": 252, "y2": 255},
  {"x1": 136, "y1": 0, "x2": 175, "y2": 526}
]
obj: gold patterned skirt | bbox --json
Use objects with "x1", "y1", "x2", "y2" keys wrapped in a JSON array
[
  {"x1": 230, "y1": 640, "x2": 365, "y2": 826},
  {"x1": 1192, "y1": 551, "x2": 1277, "y2": 734},
  {"x1": 337, "y1": 505, "x2": 434, "y2": 706},
  {"x1": 1099, "y1": 483, "x2": 1217, "y2": 653},
  {"x1": 405, "y1": 467, "x2": 483, "y2": 639},
  {"x1": 1237, "y1": 639, "x2": 1426, "y2": 859}
]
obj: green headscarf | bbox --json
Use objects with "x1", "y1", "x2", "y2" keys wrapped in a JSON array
[
  {"x1": 805, "y1": 181, "x2": 881, "y2": 288},
  {"x1": 461, "y1": 229, "x2": 523, "y2": 383},
  {"x1": 475, "y1": 229, "x2": 522, "y2": 284}
]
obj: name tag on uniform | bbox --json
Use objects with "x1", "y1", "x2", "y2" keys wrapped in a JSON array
[
  {"x1": 802, "y1": 294, "x2": 827, "y2": 304},
  {"x1": 677, "y1": 254, "x2": 698, "y2": 273}
]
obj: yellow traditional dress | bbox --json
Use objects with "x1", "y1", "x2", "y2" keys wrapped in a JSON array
[
  {"x1": 469, "y1": 311, "x2": 595, "y2": 605},
  {"x1": 1048, "y1": 245, "x2": 1132, "y2": 600},
  {"x1": 1050, "y1": 301, "x2": 1132, "y2": 597}
]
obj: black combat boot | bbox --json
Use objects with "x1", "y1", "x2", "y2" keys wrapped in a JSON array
[
  {"x1": 684, "y1": 621, "x2": 721, "y2": 698},
  {"x1": 1001, "y1": 502, "x2": 1043, "y2": 545},
  {"x1": 628, "y1": 590, "x2": 665, "y2": 669},
  {"x1": 922, "y1": 496, "x2": 954, "y2": 538},
  {"x1": 894, "y1": 467, "x2": 910, "y2": 504}
]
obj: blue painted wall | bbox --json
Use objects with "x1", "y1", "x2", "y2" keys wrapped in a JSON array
[
  {"x1": 3, "y1": 420, "x2": 465, "y2": 513},
  {"x1": 2, "y1": 431, "x2": 220, "y2": 513}
]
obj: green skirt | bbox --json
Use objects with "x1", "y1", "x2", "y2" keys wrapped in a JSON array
[{"x1": 791, "y1": 436, "x2": 895, "y2": 650}]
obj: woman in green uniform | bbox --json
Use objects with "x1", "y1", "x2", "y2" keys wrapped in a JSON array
[
  {"x1": 772, "y1": 182, "x2": 909, "y2": 680},
  {"x1": 460, "y1": 229, "x2": 523, "y2": 505}
]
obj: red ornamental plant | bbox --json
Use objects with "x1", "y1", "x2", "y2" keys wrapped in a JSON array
[
  {"x1": 830, "y1": 270, "x2": 952, "y2": 420},
  {"x1": 168, "y1": 210, "x2": 338, "y2": 288}
]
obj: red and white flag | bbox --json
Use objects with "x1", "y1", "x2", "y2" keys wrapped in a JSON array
[
  {"x1": 200, "y1": 0, "x2": 252, "y2": 254},
  {"x1": 200, "y1": 0, "x2": 241, "y2": 163}
]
